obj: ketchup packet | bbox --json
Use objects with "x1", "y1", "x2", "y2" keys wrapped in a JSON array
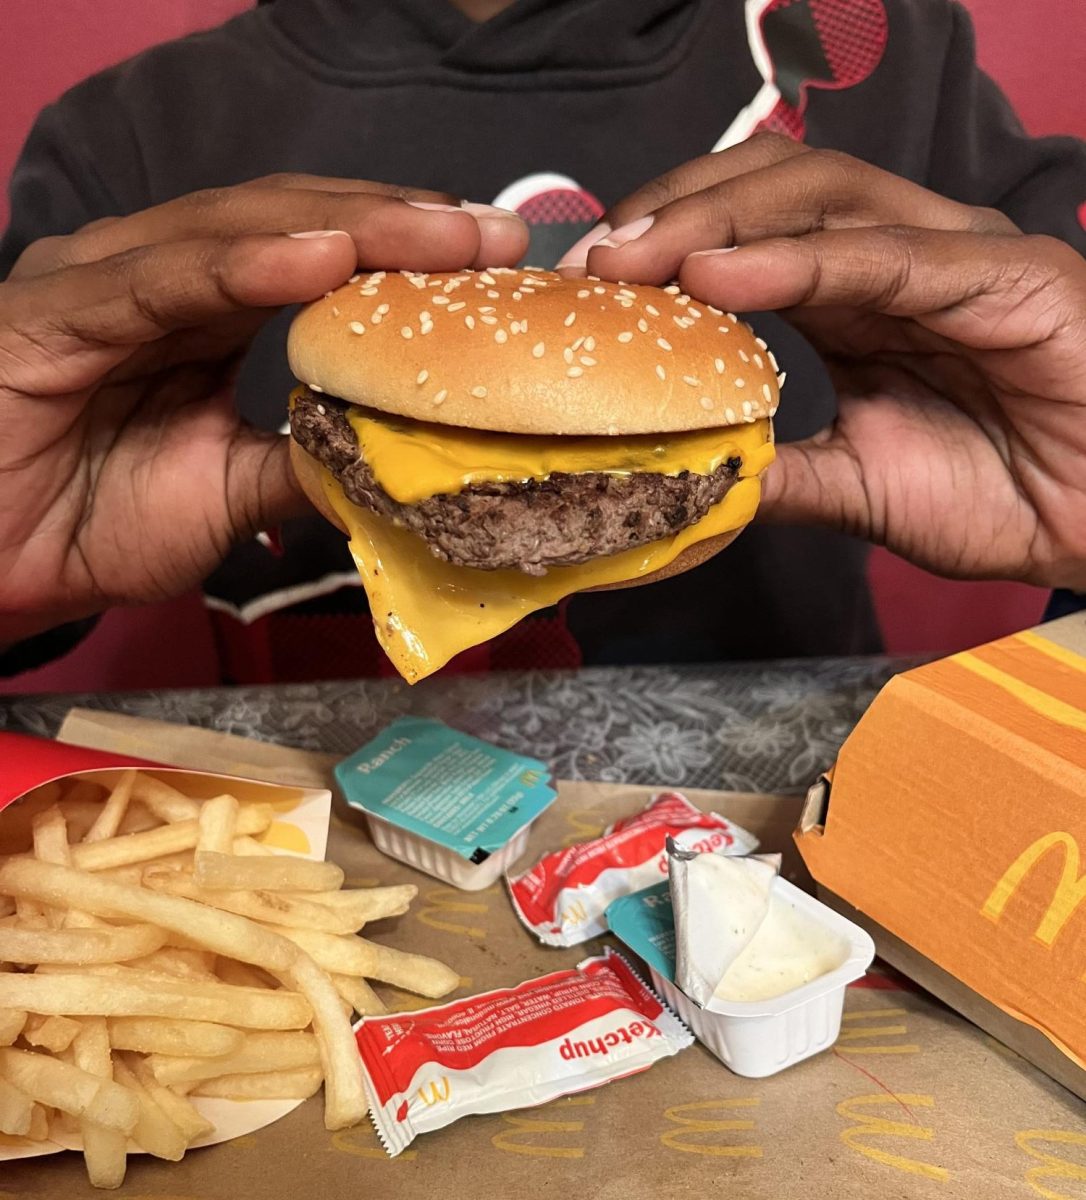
[
  {"x1": 506, "y1": 791, "x2": 758, "y2": 946},
  {"x1": 356, "y1": 950, "x2": 692, "y2": 1156}
]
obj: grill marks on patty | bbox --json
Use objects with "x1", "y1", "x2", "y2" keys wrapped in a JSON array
[{"x1": 290, "y1": 390, "x2": 743, "y2": 575}]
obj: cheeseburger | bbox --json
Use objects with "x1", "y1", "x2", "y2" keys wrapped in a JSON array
[{"x1": 287, "y1": 268, "x2": 783, "y2": 683}]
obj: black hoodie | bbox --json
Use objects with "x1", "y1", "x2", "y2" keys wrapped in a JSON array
[{"x1": 3, "y1": 0, "x2": 1084, "y2": 682}]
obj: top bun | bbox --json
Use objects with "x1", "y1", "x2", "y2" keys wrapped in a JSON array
[{"x1": 287, "y1": 269, "x2": 781, "y2": 436}]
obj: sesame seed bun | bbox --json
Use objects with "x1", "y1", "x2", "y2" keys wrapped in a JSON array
[
  {"x1": 288, "y1": 437, "x2": 749, "y2": 592},
  {"x1": 287, "y1": 269, "x2": 780, "y2": 436}
]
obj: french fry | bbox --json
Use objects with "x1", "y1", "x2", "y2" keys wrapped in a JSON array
[
  {"x1": 125, "y1": 1054, "x2": 213, "y2": 1144},
  {"x1": 83, "y1": 771, "x2": 137, "y2": 844},
  {"x1": 127, "y1": 775, "x2": 202, "y2": 823},
  {"x1": 0, "y1": 1074, "x2": 33, "y2": 1136},
  {"x1": 108, "y1": 1017, "x2": 244, "y2": 1058},
  {"x1": 231, "y1": 836, "x2": 277, "y2": 857},
  {"x1": 0, "y1": 1047, "x2": 138, "y2": 1135},
  {"x1": 0, "y1": 972, "x2": 312, "y2": 1030},
  {"x1": 329, "y1": 973, "x2": 387, "y2": 1017},
  {"x1": 214, "y1": 959, "x2": 278, "y2": 991},
  {"x1": 111, "y1": 1057, "x2": 187, "y2": 1161},
  {"x1": 126, "y1": 948, "x2": 217, "y2": 981},
  {"x1": 115, "y1": 805, "x2": 160, "y2": 836},
  {"x1": 147, "y1": 1031, "x2": 320, "y2": 1086},
  {"x1": 71, "y1": 1018, "x2": 127, "y2": 1189},
  {"x1": 196, "y1": 795, "x2": 238, "y2": 855},
  {"x1": 266, "y1": 927, "x2": 460, "y2": 998},
  {"x1": 22, "y1": 1014, "x2": 82, "y2": 1053},
  {"x1": 278, "y1": 953, "x2": 366, "y2": 1131},
  {"x1": 192, "y1": 1066, "x2": 323, "y2": 1101},
  {"x1": 0, "y1": 1009, "x2": 27, "y2": 1046},
  {"x1": 0, "y1": 924, "x2": 167, "y2": 965},
  {"x1": 194, "y1": 851, "x2": 344, "y2": 894},
  {"x1": 26, "y1": 1101, "x2": 49, "y2": 1141},
  {"x1": 66, "y1": 805, "x2": 273, "y2": 872},
  {"x1": 142, "y1": 871, "x2": 360, "y2": 935},
  {"x1": 292, "y1": 884, "x2": 417, "y2": 925},
  {"x1": 0, "y1": 859, "x2": 297, "y2": 971},
  {"x1": 32, "y1": 808, "x2": 72, "y2": 867}
]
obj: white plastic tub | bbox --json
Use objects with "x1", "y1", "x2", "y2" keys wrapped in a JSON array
[
  {"x1": 361, "y1": 807, "x2": 537, "y2": 891},
  {"x1": 649, "y1": 879, "x2": 875, "y2": 1077}
]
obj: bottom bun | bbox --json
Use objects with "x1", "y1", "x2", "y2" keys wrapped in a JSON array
[{"x1": 289, "y1": 441, "x2": 748, "y2": 593}]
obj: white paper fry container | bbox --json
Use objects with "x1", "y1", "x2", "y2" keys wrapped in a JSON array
[
  {"x1": 651, "y1": 881, "x2": 874, "y2": 1077},
  {"x1": 361, "y1": 806, "x2": 536, "y2": 891}
]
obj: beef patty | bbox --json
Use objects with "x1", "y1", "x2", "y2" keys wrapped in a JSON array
[{"x1": 290, "y1": 390, "x2": 743, "y2": 574}]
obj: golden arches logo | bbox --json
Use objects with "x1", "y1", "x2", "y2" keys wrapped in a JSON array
[
  {"x1": 416, "y1": 885, "x2": 497, "y2": 940},
  {"x1": 559, "y1": 898, "x2": 589, "y2": 927},
  {"x1": 562, "y1": 809, "x2": 605, "y2": 847},
  {"x1": 836, "y1": 1094, "x2": 948, "y2": 1182},
  {"x1": 659, "y1": 1098, "x2": 763, "y2": 1157},
  {"x1": 1015, "y1": 1128, "x2": 1086, "y2": 1199},
  {"x1": 491, "y1": 1095, "x2": 595, "y2": 1158},
  {"x1": 836, "y1": 1007, "x2": 919, "y2": 1056},
  {"x1": 982, "y1": 832, "x2": 1086, "y2": 950},
  {"x1": 417, "y1": 1077, "x2": 451, "y2": 1107}
]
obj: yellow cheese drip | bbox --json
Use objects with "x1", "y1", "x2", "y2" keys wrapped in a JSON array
[
  {"x1": 320, "y1": 465, "x2": 769, "y2": 684},
  {"x1": 346, "y1": 408, "x2": 773, "y2": 503}
]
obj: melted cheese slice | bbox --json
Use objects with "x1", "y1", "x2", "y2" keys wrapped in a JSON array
[
  {"x1": 347, "y1": 408, "x2": 773, "y2": 503},
  {"x1": 320, "y1": 459, "x2": 770, "y2": 684}
]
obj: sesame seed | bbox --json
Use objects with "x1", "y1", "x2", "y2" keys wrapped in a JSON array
[
  {"x1": 742, "y1": 400, "x2": 753, "y2": 418},
  {"x1": 725, "y1": 407, "x2": 737, "y2": 423},
  {"x1": 577, "y1": 289, "x2": 591, "y2": 299},
  {"x1": 618, "y1": 288, "x2": 636, "y2": 299},
  {"x1": 714, "y1": 358, "x2": 725, "y2": 375},
  {"x1": 316, "y1": 403, "x2": 326, "y2": 414},
  {"x1": 433, "y1": 389, "x2": 448, "y2": 405},
  {"x1": 580, "y1": 356, "x2": 597, "y2": 366},
  {"x1": 699, "y1": 396, "x2": 714, "y2": 410},
  {"x1": 448, "y1": 302, "x2": 466, "y2": 312},
  {"x1": 417, "y1": 369, "x2": 429, "y2": 385},
  {"x1": 753, "y1": 353, "x2": 764, "y2": 369},
  {"x1": 428, "y1": 279, "x2": 443, "y2": 288},
  {"x1": 777, "y1": 371, "x2": 787, "y2": 387},
  {"x1": 682, "y1": 376, "x2": 700, "y2": 387},
  {"x1": 472, "y1": 386, "x2": 488, "y2": 398},
  {"x1": 585, "y1": 275, "x2": 600, "y2": 282},
  {"x1": 567, "y1": 367, "x2": 584, "y2": 378},
  {"x1": 664, "y1": 285, "x2": 680, "y2": 295},
  {"x1": 645, "y1": 304, "x2": 660, "y2": 317},
  {"x1": 513, "y1": 291, "x2": 523, "y2": 301},
  {"x1": 487, "y1": 289, "x2": 500, "y2": 299},
  {"x1": 768, "y1": 351, "x2": 779, "y2": 372},
  {"x1": 408, "y1": 276, "x2": 426, "y2": 290},
  {"x1": 348, "y1": 274, "x2": 360, "y2": 284},
  {"x1": 370, "y1": 313, "x2": 383, "y2": 325},
  {"x1": 756, "y1": 337, "x2": 768, "y2": 350},
  {"x1": 443, "y1": 282, "x2": 458, "y2": 293},
  {"x1": 349, "y1": 321, "x2": 366, "y2": 335},
  {"x1": 726, "y1": 312, "x2": 739, "y2": 323},
  {"x1": 332, "y1": 306, "x2": 340, "y2": 317},
  {"x1": 657, "y1": 338, "x2": 672, "y2": 351},
  {"x1": 495, "y1": 329, "x2": 508, "y2": 344},
  {"x1": 718, "y1": 326, "x2": 730, "y2": 334},
  {"x1": 401, "y1": 326, "x2": 413, "y2": 339},
  {"x1": 563, "y1": 348, "x2": 574, "y2": 364},
  {"x1": 433, "y1": 295, "x2": 450, "y2": 306},
  {"x1": 638, "y1": 319, "x2": 650, "y2": 333},
  {"x1": 689, "y1": 306, "x2": 702, "y2": 319},
  {"x1": 616, "y1": 299, "x2": 634, "y2": 308},
  {"x1": 676, "y1": 295, "x2": 690, "y2": 307},
  {"x1": 479, "y1": 307, "x2": 496, "y2": 314},
  {"x1": 493, "y1": 267, "x2": 516, "y2": 274},
  {"x1": 533, "y1": 342, "x2": 545, "y2": 358},
  {"x1": 465, "y1": 315, "x2": 476, "y2": 329},
  {"x1": 521, "y1": 288, "x2": 536, "y2": 296},
  {"x1": 564, "y1": 312, "x2": 577, "y2": 327},
  {"x1": 309, "y1": 384, "x2": 324, "y2": 393},
  {"x1": 655, "y1": 365, "x2": 666, "y2": 381},
  {"x1": 474, "y1": 282, "x2": 485, "y2": 290},
  {"x1": 360, "y1": 287, "x2": 378, "y2": 296},
  {"x1": 584, "y1": 337, "x2": 596, "y2": 351},
  {"x1": 419, "y1": 310, "x2": 431, "y2": 323},
  {"x1": 480, "y1": 272, "x2": 496, "y2": 285},
  {"x1": 739, "y1": 350, "x2": 750, "y2": 363},
  {"x1": 707, "y1": 305, "x2": 723, "y2": 317},
  {"x1": 593, "y1": 286, "x2": 607, "y2": 295},
  {"x1": 735, "y1": 377, "x2": 746, "y2": 388},
  {"x1": 480, "y1": 315, "x2": 498, "y2": 325},
  {"x1": 572, "y1": 336, "x2": 585, "y2": 351},
  {"x1": 377, "y1": 303, "x2": 390, "y2": 314},
  {"x1": 617, "y1": 332, "x2": 633, "y2": 343},
  {"x1": 420, "y1": 322, "x2": 433, "y2": 335},
  {"x1": 673, "y1": 316, "x2": 688, "y2": 329}
]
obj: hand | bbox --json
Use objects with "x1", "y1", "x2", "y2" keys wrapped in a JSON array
[
  {"x1": 564, "y1": 135, "x2": 1086, "y2": 591},
  {"x1": 0, "y1": 177, "x2": 528, "y2": 644}
]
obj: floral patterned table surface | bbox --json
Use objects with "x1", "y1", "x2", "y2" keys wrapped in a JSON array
[{"x1": 1, "y1": 656, "x2": 912, "y2": 794}]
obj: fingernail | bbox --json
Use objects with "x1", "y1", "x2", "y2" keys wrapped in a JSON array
[
  {"x1": 461, "y1": 201, "x2": 525, "y2": 222},
  {"x1": 594, "y1": 215, "x2": 655, "y2": 249},
  {"x1": 687, "y1": 247, "x2": 740, "y2": 258},
  {"x1": 405, "y1": 201, "x2": 464, "y2": 213},
  {"x1": 555, "y1": 222, "x2": 611, "y2": 271},
  {"x1": 288, "y1": 229, "x2": 352, "y2": 239}
]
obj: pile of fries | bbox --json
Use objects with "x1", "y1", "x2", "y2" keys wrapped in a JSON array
[{"x1": 0, "y1": 769, "x2": 459, "y2": 1188}]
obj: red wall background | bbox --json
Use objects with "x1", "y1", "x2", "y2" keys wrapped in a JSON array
[{"x1": 1, "y1": 0, "x2": 1083, "y2": 692}]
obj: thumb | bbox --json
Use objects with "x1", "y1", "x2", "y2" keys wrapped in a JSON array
[
  {"x1": 227, "y1": 431, "x2": 314, "y2": 541},
  {"x1": 759, "y1": 435, "x2": 875, "y2": 542}
]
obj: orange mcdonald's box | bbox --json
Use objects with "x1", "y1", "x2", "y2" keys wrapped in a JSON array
[{"x1": 795, "y1": 613, "x2": 1086, "y2": 1101}]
